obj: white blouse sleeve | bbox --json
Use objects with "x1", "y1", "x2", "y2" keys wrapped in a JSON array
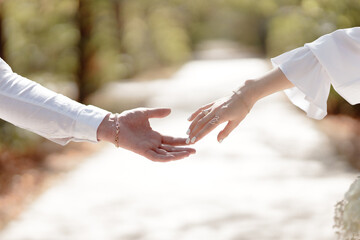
[
  {"x1": 0, "y1": 58, "x2": 109, "y2": 145},
  {"x1": 271, "y1": 27, "x2": 360, "y2": 120}
]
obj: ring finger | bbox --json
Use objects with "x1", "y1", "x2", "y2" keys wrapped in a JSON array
[
  {"x1": 189, "y1": 113, "x2": 221, "y2": 142},
  {"x1": 192, "y1": 116, "x2": 222, "y2": 143},
  {"x1": 187, "y1": 108, "x2": 212, "y2": 135}
]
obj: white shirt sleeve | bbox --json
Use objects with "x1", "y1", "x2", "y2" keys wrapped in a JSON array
[
  {"x1": 0, "y1": 58, "x2": 110, "y2": 145},
  {"x1": 271, "y1": 27, "x2": 360, "y2": 120}
]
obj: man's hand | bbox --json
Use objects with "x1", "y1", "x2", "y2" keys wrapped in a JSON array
[{"x1": 98, "y1": 108, "x2": 196, "y2": 162}]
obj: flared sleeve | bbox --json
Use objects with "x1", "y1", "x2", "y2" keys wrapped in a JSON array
[
  {"x1": 271, "y1": 27, "x2": 360, "y2": 120},
  {"x1": 0, "y1": 58, "x2": 109, "y2": 145}
]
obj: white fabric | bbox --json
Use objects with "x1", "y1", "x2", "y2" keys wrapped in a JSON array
[
  {"x1": 271, "y1": 27, "x2": 360, "y2": 120},
  {"x1": 0, "y1": 58, "x2": 109, "y2": 145}
]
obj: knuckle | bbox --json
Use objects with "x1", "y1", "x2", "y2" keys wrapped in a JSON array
[
  {"x1": 193, "y1": 121, "x2": 201, "y2": 128},
  {"x1": 198, "y1": 118, "x2": 205, "y2": 125},
  {"x1": 217, "y1": 112, "x2": 228, "y2": 120},
  {"x1": 218, "y1": 107, "x2": 227, "y2": 115}
]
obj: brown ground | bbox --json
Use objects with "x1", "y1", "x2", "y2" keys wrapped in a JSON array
[
  {"x1": 319, "y1": 115, "x2": 360, "y2": 170},
  {"x1": 0, "y1": 141, "x2": 103, "y2": 230}
]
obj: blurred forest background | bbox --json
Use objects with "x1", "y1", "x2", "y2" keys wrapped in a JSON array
[
  {"x1": 0, "y1": 0, "x2": 360, "y2": 228},
  {"x1": 1, "y1": 0, "x2": 360, "y2": 150}
]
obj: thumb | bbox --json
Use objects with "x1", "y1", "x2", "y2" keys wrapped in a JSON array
[
  {"x1": 145, "y1": 108, "x2": 171, "y2": 119},
  {"x1": 217, "y1": 121, "x2": 239, "y2": 142}
]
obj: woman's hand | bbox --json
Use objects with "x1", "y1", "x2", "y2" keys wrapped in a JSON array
[
  {"x1": 97, "y1": 108, "x2": 196, "y2": 162},
  {"x1": 186, "y1": 87, "x2": 255, "y2": 144},
  {"x1": 186, "y1": 68, "x2": 294, "y2": 144}
]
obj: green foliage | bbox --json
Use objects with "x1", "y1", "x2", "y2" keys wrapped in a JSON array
[
  {"x1": 2, "y1": 0, "x2": 359, "y2": 83},
  {"x1": 0, "y1": 120, "x2": 41, "y2": 153},
  {"x1": 266, "y1": 0, "x2": 360, "y2": 57},
  {"x1": 4, "y1": 0, "x2": 78, "y2": 77},
  {"x1": 122, "y1": 0, "x2": 191, "y2": 72},
  {"x1": 267, "y1": 9, "x2": 320, "y2": 56}
]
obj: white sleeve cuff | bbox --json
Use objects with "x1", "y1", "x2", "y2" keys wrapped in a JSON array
[
  {"x1": 271, "y1": 46, "x2": 331, "y2": 120},
  {"x1": 73, "y1": 105, "x2": 110, "y2": 143}
]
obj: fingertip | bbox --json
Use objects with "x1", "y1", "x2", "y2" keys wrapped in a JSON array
[
  {"x1": 162, "y1": 108, "x2": 171, "y2": 116},
  {"x1": 217, "y1": 132, "x2": 225, "y2": 143},
  {"x1": 148, "y1": 108, "x2": 171, "y2": 118},
  {"x1": 188, "y1": 109, "x2": 201, "y2": 121},
  {"x1": 187, "y1": 114, "x2": 195, "y2": 121},
  {"x1": 218, "y1": 132, "x2": 228, "y2": 143},
  {"x1": 184, "y1": 148, "x2": 196, "y2": 154}
]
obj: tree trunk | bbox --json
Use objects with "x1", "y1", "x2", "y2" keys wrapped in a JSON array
[
  {"x1": 0, "y1": 2, "x2": 6, "y2": 61},
  {"x1": 113, "y1": 0, "x2": 125, "y2": 52},
  {"x1": 76, "y1": 0, "x2": 95, "y2": 103}
]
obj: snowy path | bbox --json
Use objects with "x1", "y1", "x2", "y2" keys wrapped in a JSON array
[{"x1": 0, "y1": 58, "x2": 357, "y2": 240}]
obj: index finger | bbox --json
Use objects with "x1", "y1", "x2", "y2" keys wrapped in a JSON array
[
  {"x1": 187, "y1": 103, "x2": 214, "y2": 121},
  {"x1": 145, "y1": 149, "x2": 190, "y2": 162},
  {"x1": 161, "y1": 144, "x2": 196, "y2": 154},
  {"x1": 162, "y1": 136, "x2": 189, "y2": 146},
  {"x1": 145, "y1": 108, "x2": 171, "y2": 118}
]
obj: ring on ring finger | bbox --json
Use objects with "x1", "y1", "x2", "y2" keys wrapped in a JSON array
[
  {"x1": 209, "y1": 115, "x2": 220, "y2": 125},
  {"x1": 202, "y1": 109, "x2": 210, "y2": 116}
]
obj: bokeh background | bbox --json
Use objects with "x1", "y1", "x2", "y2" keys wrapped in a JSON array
[
  {"x1": 1, "y1": 0, "x2": 360, "y2": 149},
  {"x1": 0, "y1": 0, "x2": 360, "y2": 237}
]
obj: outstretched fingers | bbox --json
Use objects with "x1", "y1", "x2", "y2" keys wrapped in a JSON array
[
  {"x1": 145, "y1": 147, "x2": 193, "y2": 162},
  {"x1": 191, "y1": 117, "x2": 222, "y2": 143},
  {"x1": 145, "y1": 108, "x2": 171, "y2": 119},
  {"x1": 186, "y1": 108, "x2": 215, "y2": 138},
  {"x1": 161, "y1": 144, "x2": 196, "y2": 154},
  {"x1": 187, "y1": 111, "x2": 224, "y2": 143},
  {"x1": 187, "y1": 103, "x2": 214, "y2": 122},
  {"x1": 191, "y1": 112, "x2": 217, "y2": 136},
  {"x1": 155, "y1": 148, "x2": 168, "y2": 155},
  {"x1": 162, "y1": 136, "x2": 190, "y2": 147},
  {"x1": 145, "y1": 150, "x2": 176, "y2": 162}
]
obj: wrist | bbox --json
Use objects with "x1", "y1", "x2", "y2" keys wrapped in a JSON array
[
  {"x1": 97, "y1": 113, "x2": 116, "y2": 143},
  {"x1": 234, "y1": 79, "x2": 260, "y2": 108}
]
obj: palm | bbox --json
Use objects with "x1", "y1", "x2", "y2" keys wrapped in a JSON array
[
  {"x1": 124, "y1": 114, "x2": 161, "y2": 149},
  {"x1": 117, "y1": 108, "x2": 195, "y2": 162}
]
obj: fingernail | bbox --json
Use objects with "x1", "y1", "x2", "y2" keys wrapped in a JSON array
[
  {"x1": 186, "y1": 138, "x2": 190, "y2": 144},
  {"x1": 187, "y1": 116, "x2": 191, "y2": 121},
  {"x1": 219, "y1": 138, "x2": 223, "y2": 143},
  {"x1": 186, "y1": 129, "x2": 190, "y2": 135},
  {"x1": 191, "y1": 137, "x2": 196, "y2": 144}
]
